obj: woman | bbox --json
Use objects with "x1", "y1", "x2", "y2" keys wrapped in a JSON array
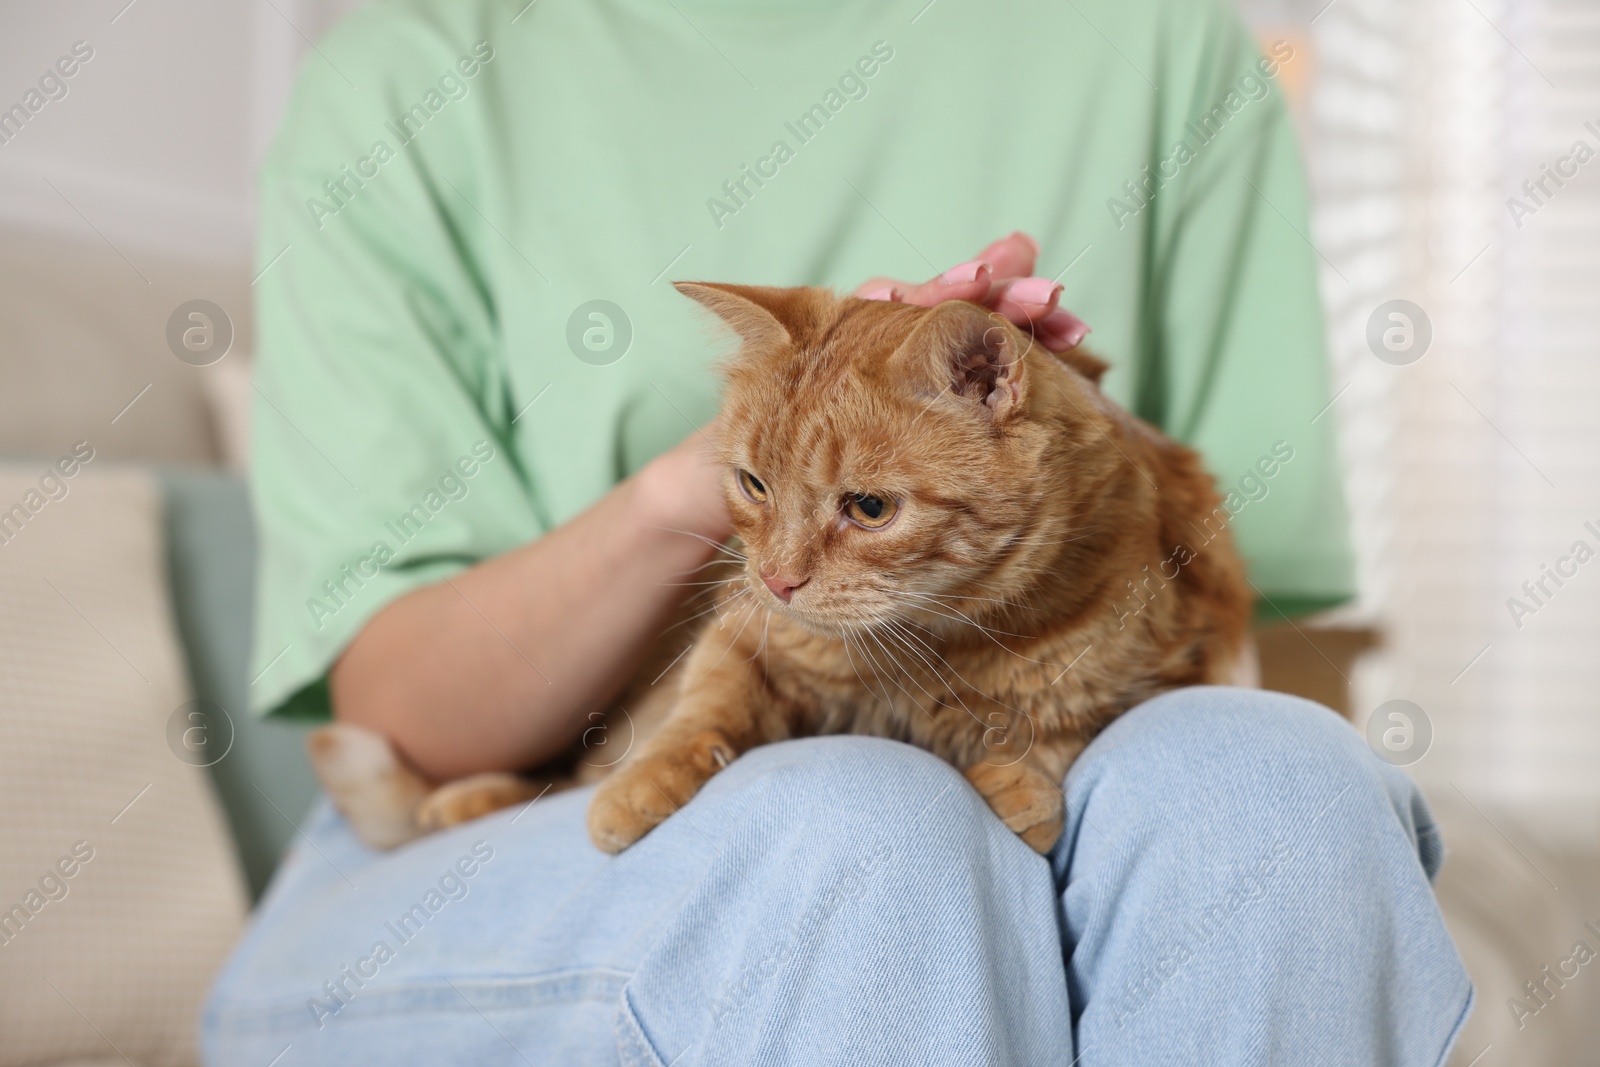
[{"x1": 205, "y1": 0, "x2": 1471, "y2": 1062}]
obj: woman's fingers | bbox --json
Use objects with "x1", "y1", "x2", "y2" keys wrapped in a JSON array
[
  {"x1": 856, "y1": 231, "x2": 1040, "y2": 305},
  {"x1": 858, "y1": 260, "x2": 997, "y2": 306},
  {"x1": 853, "y1": 277, "x2": 904, "y2": 300},
  {"x1": 992, "y1": 275, "x2": 1063, "y2": 323},
  {"x1": 1036, "y1": 307, "x2": 1091, "y2": 351},
  {"x1": 972, "y1": 231, "x2": 1038, "y2": 281},
  {"x1": 894, "y1": 259, "x2": 995, "y2": 308},
  {"x1": 994, "y1": 278, "x2": 1093, "y2": 352},
  {"x1": 852, "y1": 232, "x2": 1087, "y2": 352}
]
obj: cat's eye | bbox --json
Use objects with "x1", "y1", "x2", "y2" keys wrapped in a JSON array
[
  {"x1": 844, "y1": 493, "x2": 897, "y2": 529},
  {"x1": 737, "y1": 469, "x2": 769, "y2": 503}
]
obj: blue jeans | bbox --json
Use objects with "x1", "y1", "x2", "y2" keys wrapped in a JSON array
[{"x1": 203, "y1": 688, "x2": 1472, "y2": 1065}]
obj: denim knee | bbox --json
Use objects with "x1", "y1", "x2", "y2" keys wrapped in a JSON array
[
  {"x1": 620, "y1": 736, "x2": 1076, "y2": 1065},
  {"x1": 698, "y1": 735, "x2": 996, "y2": 852},
  {"x1": 1093, "y1": 685, "x2": 1362, "y2": 769},
  {"x1": 1061, "y1": 689, "x2": 1472, "y2": 1063},
  {"x1": 1063, "y1": 686, "x2": 1441, "y2": 878}
]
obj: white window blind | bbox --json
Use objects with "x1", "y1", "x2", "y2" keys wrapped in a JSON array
[{"x1": 1290, "y1": 0, "x2": 1600, "y2": 839}]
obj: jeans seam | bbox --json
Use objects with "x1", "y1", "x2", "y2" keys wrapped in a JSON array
[
  {"x1": 207, "y1": 968, "x2": 633, "y2": 1036},
  {"x1": 1433, "y1": 978, "x2": 1476, "y2": 1067},
  {"x1": 616, "y1": 986, "x2": 669, "y2": 1067}
]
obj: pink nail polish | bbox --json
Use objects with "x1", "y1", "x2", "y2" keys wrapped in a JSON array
[
  {"x1": 940, "y1": 260, "x2": 988, "y2": 284},
  {"x1": 1009, "y1": 277, "x2": 1061, "y2": 305},
  {"x1": 1045, "y1": 310, "x2": 1090, "y2": 349},
  {"x1": 862, "y1": 286, "x2": 897, "y2": 301}
]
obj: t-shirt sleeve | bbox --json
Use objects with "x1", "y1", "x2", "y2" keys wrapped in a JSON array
[
  {"x1": 1140, "y1": 3, "x2": 1356, "y2": 621},
  {"x1": 248, "y1": 11, "x2": 541, "y2": 719}
]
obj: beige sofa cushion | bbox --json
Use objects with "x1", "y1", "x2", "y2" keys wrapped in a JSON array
[
  {"x1": 0, "y1": 225, "x2": 251, "y2": 466},
  {"x1": 0, "y1": 462, "x2": 247, "y2": 1067}
]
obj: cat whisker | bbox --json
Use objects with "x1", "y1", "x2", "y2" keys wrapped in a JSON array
[
  {"x1": 912, "y1": 583, "x2": 1049, "y2": 620},
  {"x1": 840, "y1": 631, "x2": 901, "y2": 713},
  {"x1": 892, "y1": 590, "x2": 1021, "y2": 631},
  {"x1": 742, "y1": 594, "x2": 775, "y2": 665},
  {"x1": 899, "y1": 589, "x2": 1020, "y2": 609},
  {"x1": 856, "y1": 626, "x2": 949, "y2": 723},
  {"x1": 885, "y1": 594, "x2": 1059, "y2": 668},
  {"x1": 715, "y1": 588, "x2": 757, "y2": 627},
  {"x1": 753, "y1": 609, "x2": 772, "y2": 664},
  {"x1": 844, "y1": 630, "x2": 908, "y2": 713},
  {"x1": 882, "y1": 597, "x2": 995, "y2": 636},
  {"x1": 877, "y1": 618, "x2": 1011, "y2": 727},
  {"x1": 896, "y1": 598, "x2": 1017, "y2": 630},
  {"x1": 893, "y1": 614, "x2": 947, "y2": 646},
  {"x1": 950, "y1": 630, "x2": 1051, "y2": 669},
  {"x1": 670, "y1": 555, "x2": 747, "y2": 578},
  {"x1": 705, "y1": 594, "x2": 764, "y2": 674},
  {"x1": 887, "y1": 592, "x2": 1031, "y2": 642},
  {"x1": 860, "y1": 624, "x2": 910, "y2": 684},
  {"x1": 661, "y1": 588, "x2": 748, "y2": 634},
  {"x1": 873, "y1": 621, "x2": 986, "y2": 726},
  {"x1": 858, "y1": 632, "x2": 918, "y2": 708},
  {"x1": 649, "y1": 525, "x2": 748, "y2": 562},
  {"x1": 880, "y1": 620, "x2": 1041, "y2": 734},
  {"x1": 902, "y1": 604, "x2": 1062, "y2": 662},
  {"x1": 659, "y1": 575, "x2": 746, "y2": 588}
]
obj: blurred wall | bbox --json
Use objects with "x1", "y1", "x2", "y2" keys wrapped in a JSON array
[
  {"x1": 0, "y1": 0, "x2": 364, "y2": 464},
  {"x1": 0, "y1": 0, "x2": 363, "y2": 264}
]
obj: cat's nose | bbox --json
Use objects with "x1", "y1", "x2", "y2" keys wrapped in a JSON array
[{"x1": 761, "y1": 572, "x2": 809, "y2": 602}]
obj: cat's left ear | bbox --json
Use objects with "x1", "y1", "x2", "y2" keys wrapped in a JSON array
[
  {"x1": 893, "y1": 300, "x2": 1030, "y2": 419},
  {"x1": 673, "y1": 282, "x2": 825, "y2": 351}
]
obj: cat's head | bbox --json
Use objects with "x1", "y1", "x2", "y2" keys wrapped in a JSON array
[{"x1": 677, "y1": 282, "x2": 1115, "y2": 636}]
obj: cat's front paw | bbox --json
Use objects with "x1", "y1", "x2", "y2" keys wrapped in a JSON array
[
  {"x1": 586, "y1": 729, "x2": 736, "y2": 853},
  {"x1": 964, "y1": 761, "x2": 1065, "y2": 854}
]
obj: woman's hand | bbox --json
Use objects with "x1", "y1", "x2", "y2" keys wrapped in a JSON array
[
  {"x1": 636, "y1": 418, "x2": 733, "y2": 546},
  {"x1": 854, "y1": 232, "x2": 1090, "y2": 352}
]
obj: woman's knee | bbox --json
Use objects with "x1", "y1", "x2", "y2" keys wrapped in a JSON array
[
  {"x1": 698, "y1": 735, "x2": 997, "y2": 852},
  {"x1": 1082, "y1": 686, "x2": 1373, "y2": 791},
  {"x1": 1065, "y1": 687, "x2": 1427, "y2": 868}
]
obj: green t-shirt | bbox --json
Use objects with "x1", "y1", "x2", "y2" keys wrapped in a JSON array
[{"x1": 250, "y1": 0, "x2": 1353, "y2": 720}]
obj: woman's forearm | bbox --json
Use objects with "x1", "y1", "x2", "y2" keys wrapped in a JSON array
[{"x1": 330, "y1": 441, "x2": 729, "y2": 780}]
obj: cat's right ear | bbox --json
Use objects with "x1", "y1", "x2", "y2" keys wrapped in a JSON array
[
  {"x1": 674, "y1": 282, "x2": 820, "y2": 350},
  {"x1": 892, "y1": 300, "x2": 1030, "y2": 419}
]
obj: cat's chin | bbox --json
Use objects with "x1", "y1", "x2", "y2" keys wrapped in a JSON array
[
  {"x1": 770, "y1": 601, "x2": 888, "y2": 639},
  {"x1": 775, "y1": 587, "x2": 985, "y2": 640}
]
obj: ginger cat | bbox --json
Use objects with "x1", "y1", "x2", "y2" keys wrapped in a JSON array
[{"x1": 308, "y1": 283, "x2": 1251, "y2": 856}]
